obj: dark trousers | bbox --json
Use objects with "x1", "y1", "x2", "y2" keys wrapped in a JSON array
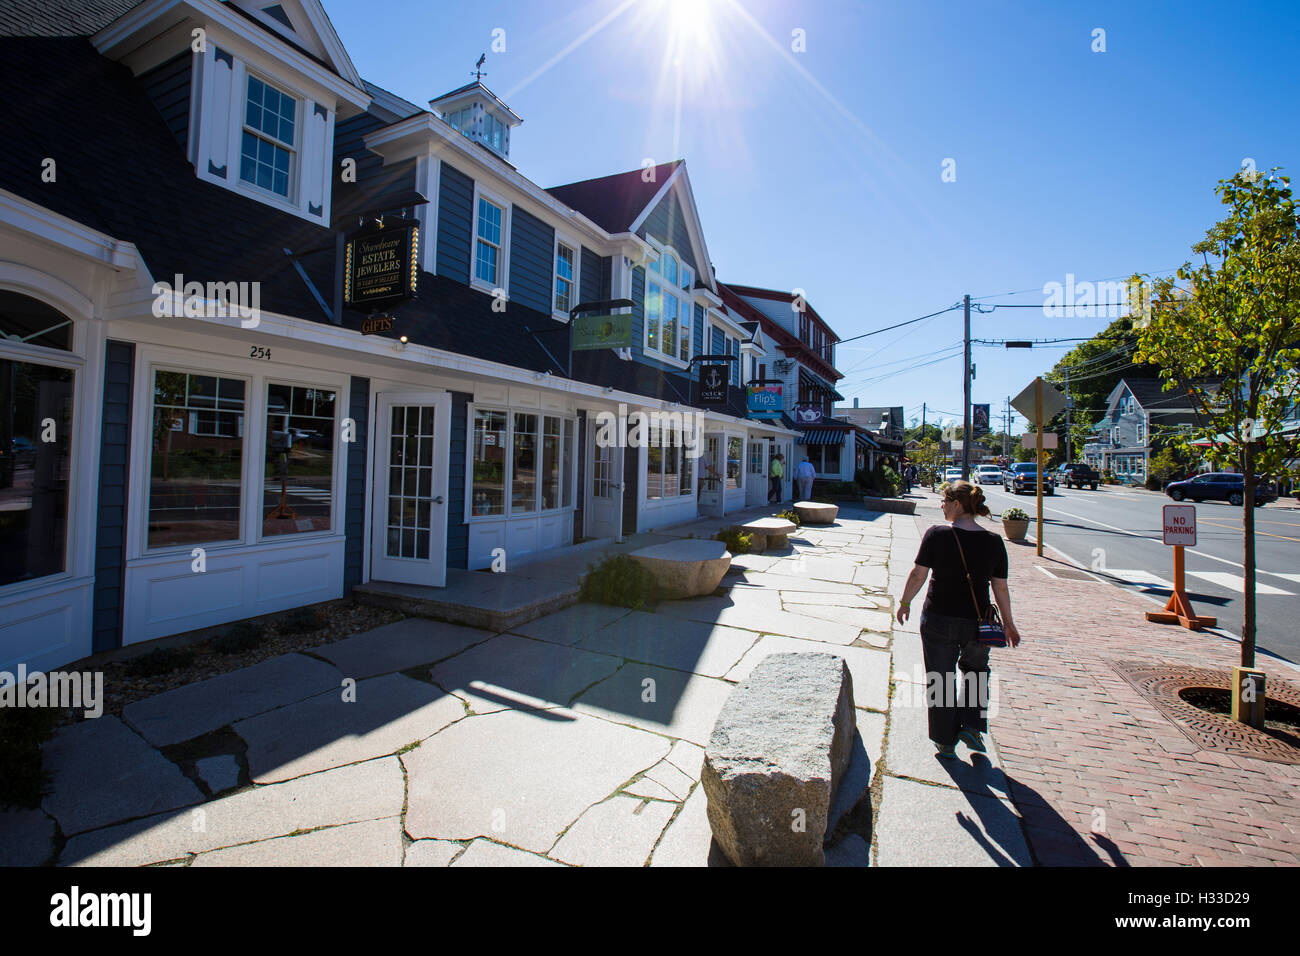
[
  {"x1": 919, "y1": 610, "x2": 991, "y2": 746},
  {"x1": 769, "y1": 476, "x2": 781, "y2": 503}
]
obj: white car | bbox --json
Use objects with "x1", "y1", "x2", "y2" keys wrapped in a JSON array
[
  {"x1": 975, "y1": 465, "x2": 1002, "y2": 485},
  {"x1": 943, "y1": 467, "x2": 962, "y2": 483}
]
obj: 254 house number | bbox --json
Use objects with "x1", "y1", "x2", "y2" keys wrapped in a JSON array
[{"x1": 249, "y1": 346, "x2": 271, "y2": 360}]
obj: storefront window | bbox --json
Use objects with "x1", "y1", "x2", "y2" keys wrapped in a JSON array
[
  {"x1": 726, "y1": 436, "x2": 743, "y2": 490},
  {"x1": 263, "y1": 384, "x2": 335, "y2": 537},
  {"x1": 646, "y1": 426, "x2": 663, "y2": 500},
  {"x1": 748, "y1": 441, "x2": 764, "y2": 475},
  {"x1": 471, "y1": 409, "x2": 507, "y2": 516},
  {"x1": 541, "y1": 415, "x2": 561, "y2": 510},
  {"x1": 663, "y1": 430, "x2": 680, "y2": 496},
  {"x1": 679, "y1": 435, "x2": 693, "y2": 495},
  {"x1": 562, "y1": 419, "x2": 575, "y2": 508},
  {"x1": 512, "y1": 412, "x2": 537, "y2": 514},
  {"x1": 148, "y1": 371, "x2": 245, "y2": 548},
  {"x1": 0, "y1": 292, "x2": 73, "y2": 352},
  {"x1": 0, "y1": 359, "x2": 73, "y2": 587}
]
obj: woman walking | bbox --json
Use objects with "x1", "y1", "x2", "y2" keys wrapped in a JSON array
[{"x1": 895, "y1": 480, "x2": 1021, "y2": 759}]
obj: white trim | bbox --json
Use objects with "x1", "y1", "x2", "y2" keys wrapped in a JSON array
[
  {"x1": 127, "y1": 343, "x2": 349, "y2": 562},
  {"x1": 628, "y1": 166, "x2": 716, "y2": 295},
  {"x1": 552, "y1": 231, "x2": 580, "y2": 320},
  {"x1": 464, "y1": 401, "x2": 578, "y2": 523},
  {"x1": 469, "y1": 182, "x2": 511, "y2": 295},
  {"x1": 641, "y1": 244, "x2": 694, "y2": 367},
  {"x1": 0, "y1": 190, "x2": 140, "y2": 271}
]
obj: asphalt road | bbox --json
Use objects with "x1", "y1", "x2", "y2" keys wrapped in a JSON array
[{"x1": 973, "y1": 479, "x2": 1300, "y2": 666}]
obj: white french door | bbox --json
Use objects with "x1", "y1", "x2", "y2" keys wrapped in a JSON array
[
  {"x1": 370, "y1": 391, "x2": 452, "y2": 587},
  {"x1": 698, "y1": 434, "x2": 724, "y2": 517},
  {"x1": 585, "y1": 426, "x2": 620, "y2": 540}
]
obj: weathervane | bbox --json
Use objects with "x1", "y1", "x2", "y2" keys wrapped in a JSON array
[{"x1": 472, "y1": 53, "x2": 486, "y2": 81}]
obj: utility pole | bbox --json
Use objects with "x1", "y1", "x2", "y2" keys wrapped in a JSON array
[
  {"x1": 962, "y1": 293, "x2": 971, "y2": 480},
  {"x1": 1003, "y1": 397, "x2": 1010, "y2": 457},
  {"x1": 1064, "y1": 366, "x2": 1072, "y2": 465},
  {"x1": 921, "y1": 402, "x2": 926, "y2": 435}
]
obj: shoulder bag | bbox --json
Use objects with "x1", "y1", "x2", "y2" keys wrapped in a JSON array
[{"x1": 952, "y1": 531, "x2": 1008, "y2": 648}]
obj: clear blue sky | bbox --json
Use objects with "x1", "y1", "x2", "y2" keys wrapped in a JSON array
[{"x1": 326, "y1": 0, "x2": 1300, "y2": 434}]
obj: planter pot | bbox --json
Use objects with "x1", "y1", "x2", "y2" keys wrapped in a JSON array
[{"x1": 1002, "y1": 518, "x2": 1029, "y2": 541}]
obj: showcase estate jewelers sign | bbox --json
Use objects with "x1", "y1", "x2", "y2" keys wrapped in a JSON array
[{"x1": 344, "y1": 223, "x2": 419, "y2": 308}]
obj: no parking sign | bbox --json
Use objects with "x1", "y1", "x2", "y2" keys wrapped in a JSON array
[{"x1": 1162, "y1": 504, "x2": 1197, "y2": 547}]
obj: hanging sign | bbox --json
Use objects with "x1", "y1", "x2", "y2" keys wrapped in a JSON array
[
  {"x1": 344, "y1": 222, "x2": 419, "y2": 309},
  {"x1": 699, "y1": 364, "x2": 730, "y2": 406},
  {"x1": 572, "y1": 313, "x2": 633, "y2": 351},
  {"x1": 747, "y1": 385, "x2": 782, "y2": 419}
]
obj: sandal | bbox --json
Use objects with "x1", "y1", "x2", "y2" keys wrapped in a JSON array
[{"x1": 958, "y1": 729, "x2": 987, "y2": 753}]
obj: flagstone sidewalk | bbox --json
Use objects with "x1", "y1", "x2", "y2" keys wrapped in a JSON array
[
  {"x1": 894, "y1": 489, "x2": 1300, "y2": 867},
  {"x1": 0, "y1": 504, "x2": 911, "y2": 868}
]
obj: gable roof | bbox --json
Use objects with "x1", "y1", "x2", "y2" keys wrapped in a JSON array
[
  {"x1": 546, "y1": 161, "x2": 682, "y2": 234},
  {"x1": 717, "y1": 282, "x2": 841, "y2": 382},
  {"x1": 723, "y1": 282, "x2": 840, "y2": 342}
]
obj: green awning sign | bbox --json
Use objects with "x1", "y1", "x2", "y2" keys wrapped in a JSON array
[{"x1": 571, "y1": 313, "x2": 633, "y2": 351}]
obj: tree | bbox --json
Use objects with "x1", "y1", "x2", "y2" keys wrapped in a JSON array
[
  {"x1": 1044, "y1": 316, "x2": 1141, "y2": 459},
  {"x1": 1134, "y1": 168, "x2": 1300, "y2": 671}
]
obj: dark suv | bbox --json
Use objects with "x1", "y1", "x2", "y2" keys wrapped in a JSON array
[
  {"x1": 1059, "y1": 463, "x2": 1100, "y2": 490},
  {"x1": 1165, "y1": 472, "x2": 1278, "y2": 507}
]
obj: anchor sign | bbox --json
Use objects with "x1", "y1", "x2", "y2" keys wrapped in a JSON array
[{"x1": 699, "y1": 363, "x2": 729, "y2": 407}]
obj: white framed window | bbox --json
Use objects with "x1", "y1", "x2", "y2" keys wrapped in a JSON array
[
  {"x1": 467, "y1": 405, "x2": 577, "y2": 520},
  {"x1": 644, "y1": 425, "x2": 695, "y2": 500},
  {"x1": 475, "y1": 197, "x2": 504, "y2": 286},
  {"x1": 554, "y1": 240, "x2": 576, "y2": 315},
  {"x1": 137, "y1": 356, "x2": 345, "y2": 558},
  {"x1": 240, "y1": 74, "x2": 297, "y2": 199},
  {"x1": 644, "y1": 244, "x2": 693, "y2": 365}
]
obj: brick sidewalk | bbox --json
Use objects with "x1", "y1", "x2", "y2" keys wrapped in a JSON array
[{"x1": 907, "y1": 491, "x2": 1300, "y2": 866}]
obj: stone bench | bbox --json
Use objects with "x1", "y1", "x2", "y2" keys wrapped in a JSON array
[
  {"x1": 733, "y1": 517, "x2": 797, "y2": 551},
  {"x1": 702, "y1": 652, "x2": 855, "y2": 866},
  {"x1": 627, "y1": 540, "x2": 732, "y2": 600},
  {"x1": 793, "y1": 500, "x2": 839, "y2": 525}
]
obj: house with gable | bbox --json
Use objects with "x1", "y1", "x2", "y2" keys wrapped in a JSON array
[
  {"x1": 0, "y1": 0, "x2": 797, "y2": 671},
  {"x1": 1083, "y1": 377, "x2": 1207, "y2": 480},
  {"x1": 717, "y1": 283, "x2": 860, "y2": 484}
]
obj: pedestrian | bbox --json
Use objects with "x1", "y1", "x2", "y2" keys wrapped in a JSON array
[
  {"x1": 768, "y1": 452, "x2": 784, "y2": 504},
  {"x1": 794, "y1": 457, "x2": 816, "y2": 501},
  {"x1": 894, "y1": 480, "x2": 1021, "y2": 759}
]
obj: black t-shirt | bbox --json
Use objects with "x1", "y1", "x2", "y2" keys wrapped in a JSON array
[{"x1": 914, "y1": 525, "x2": 1009, "y2": 619}]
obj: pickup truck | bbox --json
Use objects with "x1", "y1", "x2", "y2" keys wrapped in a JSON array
[{"x1": 1059, "y1": 463, "x2": 1100, "y2": 490}]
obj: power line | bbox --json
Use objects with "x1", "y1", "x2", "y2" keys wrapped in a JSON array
[
  {"x1": 835, "y1": 303, "x2": 963, "y2": 346},
  {"x1": 969, "y1": 268, "x2": 1182, "y2": 301}
]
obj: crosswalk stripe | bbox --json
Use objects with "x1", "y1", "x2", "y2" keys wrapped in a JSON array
[
  {"x1": 1102, "y1": 569, "x2": 1175, "y2": 590},
  {"x1": 1185, "y1": 570, "x2": 1294, "y2": 596}
]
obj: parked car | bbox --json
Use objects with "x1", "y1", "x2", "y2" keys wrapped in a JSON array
[
  {"x1": 943, "y1": 467, "x2": 962, "y2": 483},
  {"x1": 1165, "y1": 472, "x2": 1277, "y2": 507},
  {"x1": 974, "y1": 464, "x2": 1002, "y2": 485},
  {"x1": 1059, "y1": 463, "x2": 1100, "y2": 490},
  {"x1": 1004, "y1": 462, "x2": 1054, "y2": 495}
]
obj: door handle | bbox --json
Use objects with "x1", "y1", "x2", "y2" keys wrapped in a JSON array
[{"x1": 433, "y1": 496, "x2": 445, "y2": 505}]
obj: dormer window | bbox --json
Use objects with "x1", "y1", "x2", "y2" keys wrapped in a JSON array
[{"x1": 240, "y1": 75, "x2": 297, "y2": 198}]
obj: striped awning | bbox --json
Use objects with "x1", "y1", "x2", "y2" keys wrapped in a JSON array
[
  {"x1": 856, "y1": 432, "x2": 880, "y2": 450},
  {"x1": 800, "y1": 428, "x2": 845, "y2": 446}
]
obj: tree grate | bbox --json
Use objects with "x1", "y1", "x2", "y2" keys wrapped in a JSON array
[{"x1": 1108, "y1": 661, "x2": 1300, "y2": 765}]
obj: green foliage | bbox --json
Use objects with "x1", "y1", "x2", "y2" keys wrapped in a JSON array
[
  {"x1": 775, "y1": 508, "x2": 801, "y2": 527},
  {"x1": 1045, "y1": 316, "x2": 1141, "y2": 456},
  {"x1": 1001, "y1": 507, "x2": 1030, "y2": 521},
  {"x1": 278, "y1": 606, "x2": 323, "y2": 635},
  {"x1": 1013, "y1": 444, "x2": 1037, "y2": 463},
  {"x1": 903, "y1": 423, "x2": 942, "y2": 444},
  {"x1": 1148, "y1": 445, "x2": 1186, "y2": 484},
  {"x1": 580, "y1": 554, "x2": 660, "y2": 611},
  {"x1": 713, "y1": 528, "x2": 753, "y2": 554},
  {"x1": 1133, "y1": 168, "x2": 1300, "y2": 665},
  {"x1": 211, "y1": 620, "x2": 267, "y2": 655},
  {"x1": 818, "y1": 480, "x2": 862, "y2": 498},
  {"x1": 127, "y1": 646, "x2": 197, "y2": 676},
  {"x1": 0, "y1": 705, "x2": 61, "y2": 808}
]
